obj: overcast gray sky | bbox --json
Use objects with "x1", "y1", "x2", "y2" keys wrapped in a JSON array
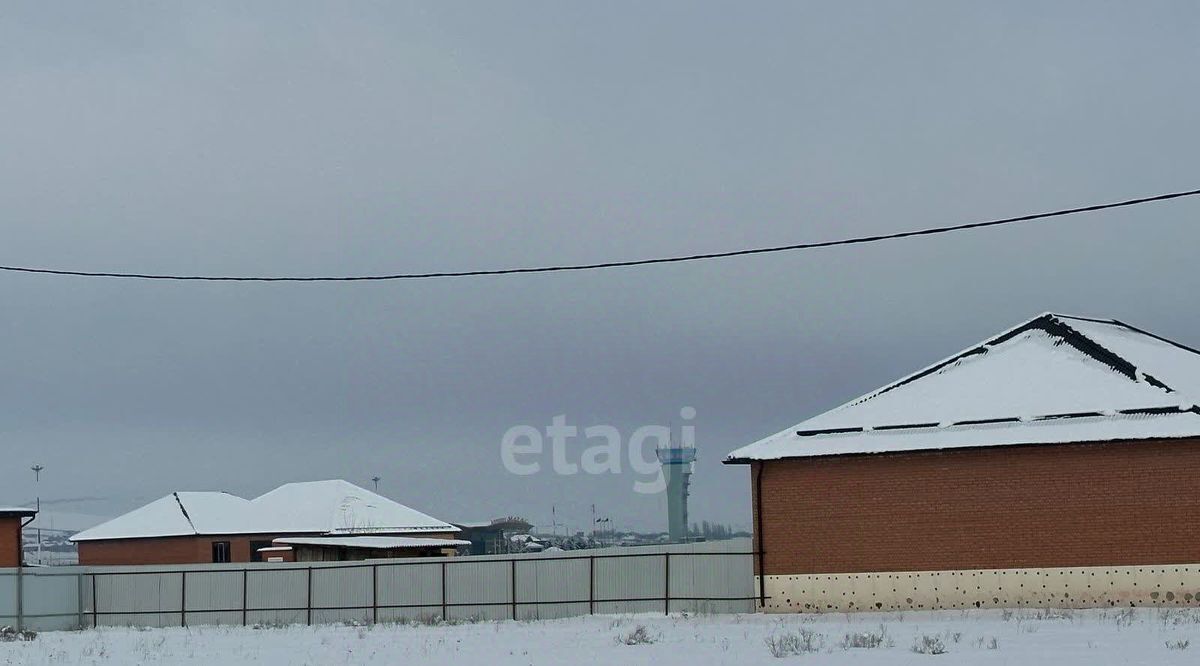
[{"x1": 2, "y1": 2, "x2": 1198, "y2": 533}]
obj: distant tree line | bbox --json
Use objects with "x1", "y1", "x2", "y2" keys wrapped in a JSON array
[{"x1": 687, "y1": 521, "x2": 749, "y2": 540}]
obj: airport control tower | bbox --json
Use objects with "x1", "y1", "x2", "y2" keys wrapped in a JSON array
[{"x1": 656, "y1": 446, "x2": 696, "y2": 542}]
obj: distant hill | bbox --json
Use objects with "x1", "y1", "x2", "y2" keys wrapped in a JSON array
[{"x1": 21, "y1": 510, "x2": 111, "y2": 566}]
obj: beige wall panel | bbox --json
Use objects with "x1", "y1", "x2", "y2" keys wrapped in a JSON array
[{"x1": 760, "y1": 564, "x2": 1200, "y2": 612}]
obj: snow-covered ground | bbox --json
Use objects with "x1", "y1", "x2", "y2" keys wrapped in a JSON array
[{"x1": 3, "y1": 608, "x2": 1200, "y2": 665}]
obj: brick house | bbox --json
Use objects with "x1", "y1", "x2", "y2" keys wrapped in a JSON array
[
  {"x1": 71, "y1": 480, "x2": 462, "y2": 565},
  {"x1": 726, "y1": 313, "x2": 1200, "y2": 612},
  {"x1": 0, "y1": 508, "x2": 37, "y2": 567}
]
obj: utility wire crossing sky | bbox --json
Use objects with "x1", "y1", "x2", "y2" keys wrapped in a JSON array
[{"x1": 3, "y1": 187, "x2": 1197, "y2": 283}]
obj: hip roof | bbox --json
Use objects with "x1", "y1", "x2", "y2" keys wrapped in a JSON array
[
  {"x1": 71, "y1": 479, "x2": 457, "y2": 542},
  {"x1": 727, "y1": 313, "x2": 1200, "y2": 462}
]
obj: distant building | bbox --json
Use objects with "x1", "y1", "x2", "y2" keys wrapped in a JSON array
[
  {"x1": 0, "y1": 508, "x2": 37, "y2": 567},
  {"x1": 726, "y1": 313, "x2": 1200, "y2": 612},
  {"x1": 452, "y1": 517, "x2": 533, "y2": 555},
  {"x1": 71, "y1": 480, "x2": 461, "y2": 565}
]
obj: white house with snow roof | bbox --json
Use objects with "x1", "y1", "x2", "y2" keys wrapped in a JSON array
[
  {"x1": 72, "y1": 480, "x2": 465, "y2": 565},
  {"x1": 725, "y1": 313, "x2": 1200, "y2": 613}
]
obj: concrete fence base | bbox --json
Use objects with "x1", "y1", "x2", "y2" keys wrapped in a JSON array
[{"x1": 759, "y1": 563, "x2": 1200, "y2": 613}]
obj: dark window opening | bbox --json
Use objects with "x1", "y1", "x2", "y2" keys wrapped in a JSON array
[{"x1": 212, "y1": 541, "x2": 231, "y2": 563}]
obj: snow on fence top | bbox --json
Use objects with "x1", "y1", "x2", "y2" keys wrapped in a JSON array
[
  {"x1": 71, "y1": 479, "x2": 457, "y2": 542},
  {"x1": 727, "y1": 313, "x2": 1200, "y2": 462}
]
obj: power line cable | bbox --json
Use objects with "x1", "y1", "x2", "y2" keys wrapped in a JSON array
[{"x1": 1, "y1": 187, "x2": 1197, "y2": 282}]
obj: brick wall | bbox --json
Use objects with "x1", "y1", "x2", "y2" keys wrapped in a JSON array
[
  {"x1": 77, "y1": 532, "x2": 464, "y2": 566},
  {"x1": 79, "y1": 535, "x2": 222, "y2": 566},
  {"x1": 77, "y1": 534, "x2": 302, "y2": 565},
  {"x1": 0, "y1": 517, "x2": 21, "y2": 567},
  {"x1": 752, "y1": 438, "x2": 1200, "y2": 575}
]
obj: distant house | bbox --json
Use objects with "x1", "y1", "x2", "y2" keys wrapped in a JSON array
[
  {"x1": 452, "y1": 517, "x2": 533, "y2": 555},
  {"x1": 726, "y1": 313, "x2": 1200, "y2": 612},
  {"x1": 0, "y1": 507, "x2": 37, "y2": 567},
  {"x1": 71, "y1": 480, "x2": 462, "y2": 565}
]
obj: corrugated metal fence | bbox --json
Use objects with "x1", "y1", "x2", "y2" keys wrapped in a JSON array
[{"x1": 0, "y1": 539, "x2": 754, "y2": 631}]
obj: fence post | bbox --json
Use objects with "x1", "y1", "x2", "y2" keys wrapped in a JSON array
[
  {"x1": 663, "y1": 553, "x2": 671, "y2": 616},
  {"x1": 510, "y1": 559, "x2": 517, "y2": 621},
  {"x1": 15, "y1": 566, "x2": 23, "y2": 632},
  {"x1": 306, "y1": 567, "x2": 313, "y2": 626},
  {"x1": 242, "y1": 569, "x2": 248, "y2": 627},
  {"x1": 76, "y1": 571, "x2": 85, "y2": 630},
  {"x1": 440, "y1": 561, "x2": 448, "y2": 621},
  {"x1": 588, "y1": 556, "x2": 595, "y2": 615},
  {"x1": 371, "y1": 564, "x2": 378, "y2": 625},
  {"x1": 91, "y1": 574, "x2": 98, "y2": 628},
  {"x1": 180, "y1": 571, "x2": 187, "y2": 627}
]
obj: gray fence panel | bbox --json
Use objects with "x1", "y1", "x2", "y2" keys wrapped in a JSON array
[
  {"x1": 594, "y1": 554, "x2": 666, "y2": 615},
  {"x1": 183, "y1": 570, "x2": 241, "y2": 612},
  {"x1": 1, "y1": 541, "x2": 756, "y2": 631},
  {"x1": 311, "y1": 565, "x2": 373, "y2": 625},
  {"x1": 0, "y1": 573, "x2": 17, "y2": 627},
  {"x1": 669, "y1": 553, "x2": 755, "y2": 614},
  {"x1": 183, "y1": 570, "x2": 244, "y2": 626},
  {"x1": 515, "y1": 557, "x2": 590, "y2": 620},
  {"x1": 95, "y1": 572, "x2": 182, "y2": 627},
  {"x1": 376, "y1": 561, "x2": 443, "y2": 624},
  {"x1": 246, "y1": 567, "x2": 307, "y2": 626},
  {"x1": 22, "y1": 572, "x2": 82, "y2": 631},
  {"x1": 83, "y1": 573, "x2": 95, "y2": 628},
  {"x1": 446, "y1": 560, "x2": 512, "y2": 621}
]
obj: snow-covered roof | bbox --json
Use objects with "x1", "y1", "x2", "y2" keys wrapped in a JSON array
[
  {"x1": 71, "y1": 480, "x2": 458, "y2": 542},
  {"x1": 273, "y1": 536, "x2": 470, "y2": 549},
  {"x1": 248, "y1": 480, "x2": 454, "y2": 535},
  {"x1": 68, "y1": 492, "x2": 253, "y2": 541},
  {"x1": 727, "y1": 313, "x2": 1200, "y2": 462},
  {"x1": 0, "y1": 507, "x2": 37, "y2": 516}
]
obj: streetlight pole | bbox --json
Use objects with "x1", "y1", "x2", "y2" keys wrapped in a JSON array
[{"x1": 30, "y1": 465, "x2": 43, "y2": 565}]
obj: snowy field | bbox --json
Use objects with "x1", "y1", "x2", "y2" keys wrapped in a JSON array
[{"x1": 3, "y1": 608, "x2": 1200, "y2": 664}]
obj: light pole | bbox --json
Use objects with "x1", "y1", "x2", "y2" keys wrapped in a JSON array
[{"x1": 30, "y1": 465, "x2": 43, "y2": 565}]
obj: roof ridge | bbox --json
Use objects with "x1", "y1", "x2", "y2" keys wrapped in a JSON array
[
  {"x1": 1109, "y1": 318, "x2": 1200, "y2": 359},
  {"x1": 1047, "y1": 313, "x2": 1121, "y2": 325},
  {"x1": 1051, "y1": 317, "x2": 1175, "y2": 393},
  {"x1": 817, "y1": 313, "x2": 1065, "y2": 416},
  {"x1": 171, "y1": 492, "x2": 198, "y2": 535},
  {"x1": 819, "y1": 313, "x2": 1180, "y2": 421}
]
